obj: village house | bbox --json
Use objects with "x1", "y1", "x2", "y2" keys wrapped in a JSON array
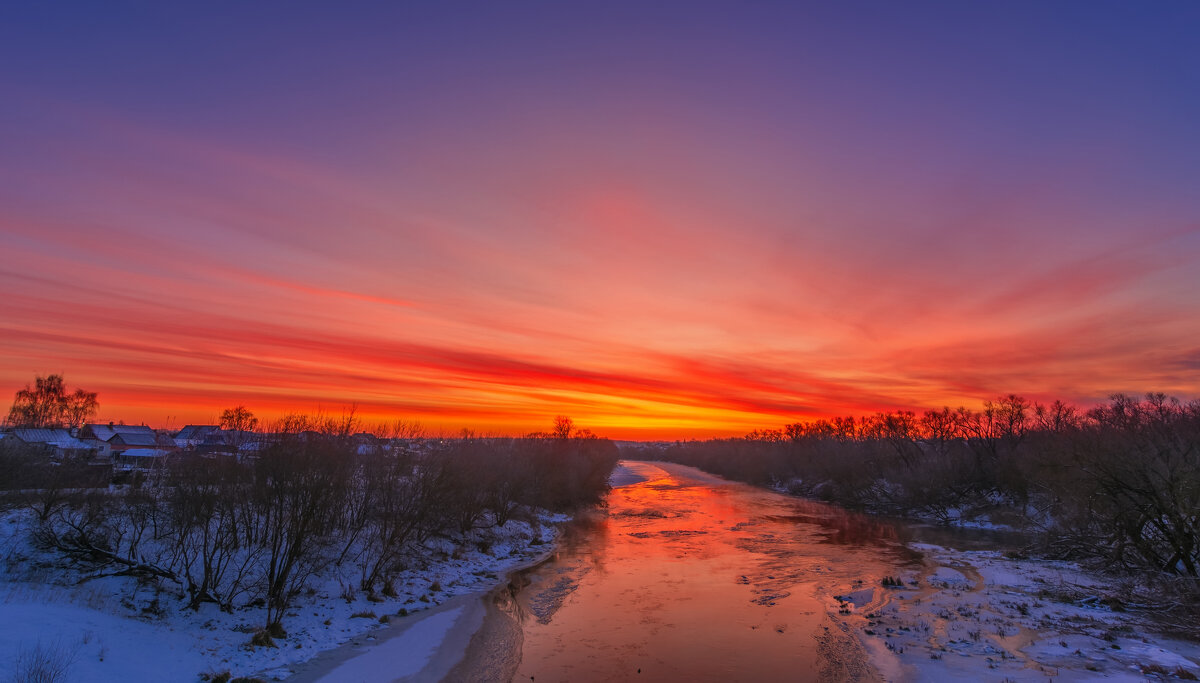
[
  {"x1": 114, "y1": 447, "x2": 172, "y2": 472},
  {"x1": 174, "y1": 424, "x2": 221, "y2": 448},
  {"x1": 352, "y1": 432, "x2": 384, "y2": 455},
  {"x1": 6, "y1": 428, "x2": 97, "y2": 460},
  {"x1": 82, "y1": 423, "x2": 176, "y2": 455}
]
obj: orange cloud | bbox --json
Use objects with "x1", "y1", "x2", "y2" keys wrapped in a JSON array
[{"x1": 3, "y1": 98, "x2": 1200, "y2": 439}]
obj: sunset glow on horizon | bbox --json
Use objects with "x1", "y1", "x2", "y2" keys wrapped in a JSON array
[{"x1": 3, "y1": 2, "x2": 1199, "y2": 439}]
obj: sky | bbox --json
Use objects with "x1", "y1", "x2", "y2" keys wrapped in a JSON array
[{"x1": 2, "y1": 1, "x2": 1199, "y2": 438}]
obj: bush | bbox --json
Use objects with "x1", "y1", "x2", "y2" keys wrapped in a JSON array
[
  {"x1": 11, "y1": 641, "x2": 74, "y2": 683},
  {"x1": 248, "y1": 630, "x2": 276, "y2": 648}
]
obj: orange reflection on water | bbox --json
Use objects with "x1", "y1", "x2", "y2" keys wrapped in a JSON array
[{"x1": 509, "y1": 462, "x2": 917, "y2": 682}]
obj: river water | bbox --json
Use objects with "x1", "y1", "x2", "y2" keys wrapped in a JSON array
[{"x1": 453, "y1": 460, "x2": 966, "y2": 682}]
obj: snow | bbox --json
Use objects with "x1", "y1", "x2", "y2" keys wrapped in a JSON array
[
  {"x1": 0, "y1": 601, "x2": 209, "y2": 682},
  {"x1": 929, "y1": 566, "x2": 972, "y2": 588},
  {"x1": 842, "y1": 544, "x2": 1200, "y2": 681},
  {"x1": 907, "y1": 505, "x2": 1021, "y2": 532},
  {"x1": 310, "y1": 606, "x2": 462, "y2": 682},
  {"x1": 0, "y1": 508, "x2": 568, "y2": 682},
  {"x1": 4, "y1": 472, "x2": 1197, "y2": 683}
]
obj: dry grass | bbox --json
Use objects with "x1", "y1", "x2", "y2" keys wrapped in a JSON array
[{"x1": 10, "y1": 641, "x2": 74, "y2": 683}]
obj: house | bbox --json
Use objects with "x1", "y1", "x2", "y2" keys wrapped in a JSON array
[
  {"x1": 109, "y1": 431, "x2": 163, "y2": 452},
  {"x1": 190, "y1": 429, "x2": 259, "y2": 456},
  {"x1": 175, "y1": 425, "x2": 221, "y2": 448},
  {"x1": 114, "y1": 448, "x2": 171, "y2": 472},
  {"x1": 8, "y1": 428, "x2": 96, "y2": 459},
  {"x1": 237, "y1": 440, "x2": 269, "y2": 459},
  {"x1": 352, "y1": 432, "x2": 383, "y2": 455},
  {"x1": 83, "y1": 423, "x2": 153, "y2": 442},
  {"x1": 82, "y1": 423, "x2": 175, "y2": 454}
]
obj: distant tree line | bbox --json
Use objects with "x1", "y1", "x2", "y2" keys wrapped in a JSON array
[
  {"x1": 0, "y1": 412, "x2": 618, "y2": 635},
  {"x1": 651, "y1": 394, "x2": 1200, "y2": 588}
]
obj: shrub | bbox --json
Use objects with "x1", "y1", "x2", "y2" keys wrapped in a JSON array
[
  {"x1": 12, "y1": 641, "x2": 74, "y2": 683},
  {"x1": 248, "y1": 631, "x2": 276, "y2": 648}
]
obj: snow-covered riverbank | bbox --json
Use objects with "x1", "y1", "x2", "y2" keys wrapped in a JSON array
[
  {"x1": 832, "y1": 543, "x2": 1200, "y2": 681},
  {"x1": 0, "y1": 508, "x2": 568, "y2": 682}
]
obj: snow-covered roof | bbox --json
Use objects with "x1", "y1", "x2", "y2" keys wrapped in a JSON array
[
  {"x1": 111, "y1": 432, "x2": 159, "y2": 447},
  {"x1": 11, "y1": 428, "x2": 91, "y2": 450},
  {"x1": 118, "y1": 448, "x2": 170, "y2": 458},
  {"x1": 86, "y1": 424, "x2": 156, "y2": 442},
  {"x1": 197, "y1": 430, "x2": 258, "y2": 447},
  {"x1": 176, "y1": 425, "x2": 220, "y2": 441}
]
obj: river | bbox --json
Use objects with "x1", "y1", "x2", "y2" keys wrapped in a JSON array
[
  {"x1": 451, "y1": 460, "x2": 945, "y2": 682},
  {"x1": 298, "y1": 460, "x2": 1197, "y2": 682}
]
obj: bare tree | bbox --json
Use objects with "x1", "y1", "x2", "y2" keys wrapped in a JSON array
[
  {"x1": 353, "y1": 452, "x2": 445, "y2": 593},
  {"x1": 63, "y1": 389, "x2": 100, "y2": 429},
  {"x1": 166, "y1": 456, "x2": 261, "y2": 611},
  {"x1": 219, "y1": 405, "x2": 258, "y2": 433},
  {"x1": 863, "y1": 411, "x2": 922, "y2": 469},
  {"x1": 320, "y1": 404, "x2": 359, "y2": 439},
  {"x1": 553, "y1": 415, "x2": 575, "y2": 440},
  {"x1": 388, "y1": 418, "x2": 425, "y2": 440},
  {"x1": 1062, "y1": 394, "x2": 1200, "y2": 577},
  {"x1": 6, "y1": 375, "x2": 98, "y2": 428},
  {"x1": 219, "y1": 405, "x2": 258, "y2": 451},
  {"x1": 35, "y1": 491, "x2": 177, "y2": 583},
  {"x1": 251, "y1": 435, "x2": 352, "y2": 630}
]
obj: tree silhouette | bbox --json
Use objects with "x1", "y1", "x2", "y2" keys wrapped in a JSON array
[
  {"x1": 6, "y1": 374, "x2": 98, "y2": 428},
  {"x1": 219, "y1": 405, "x2": 258, "y2": 433},
  {"x1": 553, "y1": 415, "x2": 574, "y2": 440}
]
